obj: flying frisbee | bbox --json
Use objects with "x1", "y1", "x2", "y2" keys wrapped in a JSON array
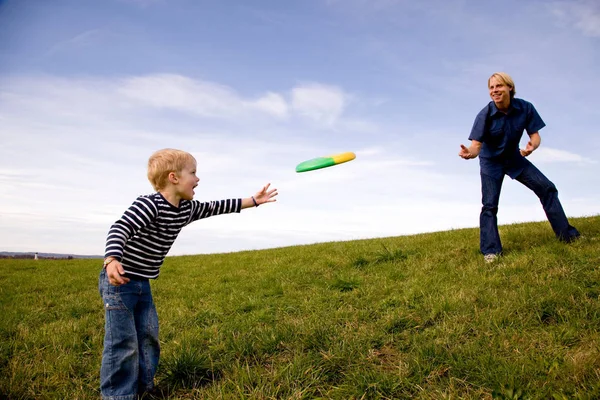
[{"x1": 295, "y1": 151, "x2": 356, "y2": 173}]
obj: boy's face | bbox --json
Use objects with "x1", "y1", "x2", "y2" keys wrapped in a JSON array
[{"x1": 176, "y1": 161, "x2": 200, "y2": 200}]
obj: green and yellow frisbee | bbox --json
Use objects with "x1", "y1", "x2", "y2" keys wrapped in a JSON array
[{"x1": 295, "y1": 151, "x2": 356, "y2": 173}]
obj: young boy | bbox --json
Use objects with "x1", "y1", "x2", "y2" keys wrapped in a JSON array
[{"x1": 98, "y1": 148, "x2": 278, "y2": 400}]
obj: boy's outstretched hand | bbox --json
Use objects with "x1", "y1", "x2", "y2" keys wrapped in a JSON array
[
  {"x1": 243, "y1": 183, "x2": 278, "y2": 209},
  {"x1": 254, "y1": 183, "x2": 278, "y2": 205}
]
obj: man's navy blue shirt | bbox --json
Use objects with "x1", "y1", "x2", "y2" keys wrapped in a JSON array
[{"x1": 469, "y1": 98, "x2": 545, "y2": 179}]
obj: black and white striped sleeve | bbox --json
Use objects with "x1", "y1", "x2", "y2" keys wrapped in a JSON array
[
  {"x1": 104, "y1": 196, "x2": 158, "y2": 260},
  {"x1": 187, "y1": 198, "x2": 242, "y2": 225}
]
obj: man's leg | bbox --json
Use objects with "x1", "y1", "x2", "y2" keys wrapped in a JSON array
[
  {"x1": 515, "y1": 159, "x2": 580, "y2": 242},
  {"x1": 480, "y1": 172, "x2": 504, "y2": 256}
]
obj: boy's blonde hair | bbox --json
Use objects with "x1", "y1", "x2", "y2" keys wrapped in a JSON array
[
  {"x1": 147, "y1": 148, "x2": 196, "y2": 191},
  {"x1": 488, "y1": 72, "x2": 516, "y2": 99}
]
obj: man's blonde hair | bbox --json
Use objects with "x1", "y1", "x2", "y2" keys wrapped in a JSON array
[
  {"x1": 147, "y1": 148, "x2": 196, "y2": 191},
  {"x1": 488, "y1": 72, "x2": 516, "y2": 99}
]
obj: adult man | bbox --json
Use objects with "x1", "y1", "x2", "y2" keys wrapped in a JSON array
[{"x1": 459, "y1": 72, "x2": 579, "y2": 263}]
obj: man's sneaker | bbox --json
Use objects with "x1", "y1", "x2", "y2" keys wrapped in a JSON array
[
  {"x1": 484, "y1": 254, "x2": 499, "y2": 263},
  {"x1": 563, "y1": 234, "x2": 582, "y2": 243}
]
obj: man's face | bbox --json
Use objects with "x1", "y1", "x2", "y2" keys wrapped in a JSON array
[{"x1": 488, "y1": 76, "x2": 511, "y2": 109}]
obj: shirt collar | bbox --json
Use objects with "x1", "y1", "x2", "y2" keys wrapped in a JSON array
[{"x1": 490, "y1": 98, "x2": 521, "y2": 116}]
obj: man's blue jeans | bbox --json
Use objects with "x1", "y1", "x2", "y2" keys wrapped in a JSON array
[
  {"x1": 480, "y1": 159, "x2": 580, "y2": 255},
  {"x1": 98, "y1": 269, "x2": 160, "y2": 400}
]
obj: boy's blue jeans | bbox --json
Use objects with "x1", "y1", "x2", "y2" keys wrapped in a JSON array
[
  {"x1": 480, "y1": 159, "x2": 580, "y2": 256},
  {"x1": 98, "y1": 269, "x2": 160, "y2": 400}
]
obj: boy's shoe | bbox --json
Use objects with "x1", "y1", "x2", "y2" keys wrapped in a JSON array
[
  {"x1": 139, "y1": 387, "x2": 165, "y2": 400},
  {"x1": 484, "y1": 253, "x2": 499, "y2": 263}
]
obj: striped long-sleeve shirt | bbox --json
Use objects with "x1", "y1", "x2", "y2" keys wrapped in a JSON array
[{"x1": 105, "y1": 192, "x2": 242, "y2": 279}]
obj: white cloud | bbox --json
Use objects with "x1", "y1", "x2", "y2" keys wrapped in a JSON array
[
  {"x1": 118, "y1": 74, "x2": 245, "y2": 118},
  {"x1": 530, "y1": 147, "x2": 597, "y2": 164},
  {"x1": 0, "y1": 75, "x2": 368, "y2": 136},
  {"x1": 291, "y1": 83, "x2": 348, "y2": 126},
  {"x1": 119, "y1": 75, "x2": 350, "y2": 123},
  {"x1": 246, "y1": 92, "x2": 289, "y2": 118},
  {"x1": 549, "y1": 1, "x2": 600, "y2": 37}
]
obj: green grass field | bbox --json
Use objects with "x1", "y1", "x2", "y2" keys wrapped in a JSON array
[{"x1": 1, "y1": 216, "x2": 599, "y2": 399}]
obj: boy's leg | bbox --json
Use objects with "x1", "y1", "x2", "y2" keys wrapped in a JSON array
[
  {"x1": 99, "y1": 269, "x2": 141, "y2": 400},
  {"x1": 136, "y1": 280, "x2": 160, "y2": 394},
  {"x1": 515, "y1": 159, "x2": 580, "y2": 242},
  {"x1": 480, "y1": 172, "x2": 504, "y2": 256}
]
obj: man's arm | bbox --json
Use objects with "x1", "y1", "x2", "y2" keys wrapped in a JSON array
[
  {"x1": 520, "y1": 132, "x2": 540, "y2": 157},
  {"x1": 458, "y1": 140, "x2": 482, "y2": 160}
]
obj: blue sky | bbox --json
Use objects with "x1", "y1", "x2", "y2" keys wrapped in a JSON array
[{"x1": 1, "y1": 0, "x2": 598, "y2": 256}]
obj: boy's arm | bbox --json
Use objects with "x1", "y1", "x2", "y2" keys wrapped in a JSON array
[
  {"x1": 104, "y1": 258, "x2": 129, "y2": 286},
  {"x1": 105, "y1": 196, "x2": 158, "y2": 260},
  {"x1": 104, "y1": 196, "x2": 158, "y2": 285},
  {"x1": 189, "y1": 183, "x2": 278, "y2": 222},
  {"x1": 241, "y1": 183, "x2": 278, "y2": 209}
]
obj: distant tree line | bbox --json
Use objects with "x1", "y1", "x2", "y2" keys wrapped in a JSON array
[{"x1": 0, "y1": 255, "x2": 74, "y2": 260}]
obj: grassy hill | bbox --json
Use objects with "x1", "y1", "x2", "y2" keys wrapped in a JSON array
[{"x1": 1, "y1": 216, "x2": 599, "y2": 399}]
